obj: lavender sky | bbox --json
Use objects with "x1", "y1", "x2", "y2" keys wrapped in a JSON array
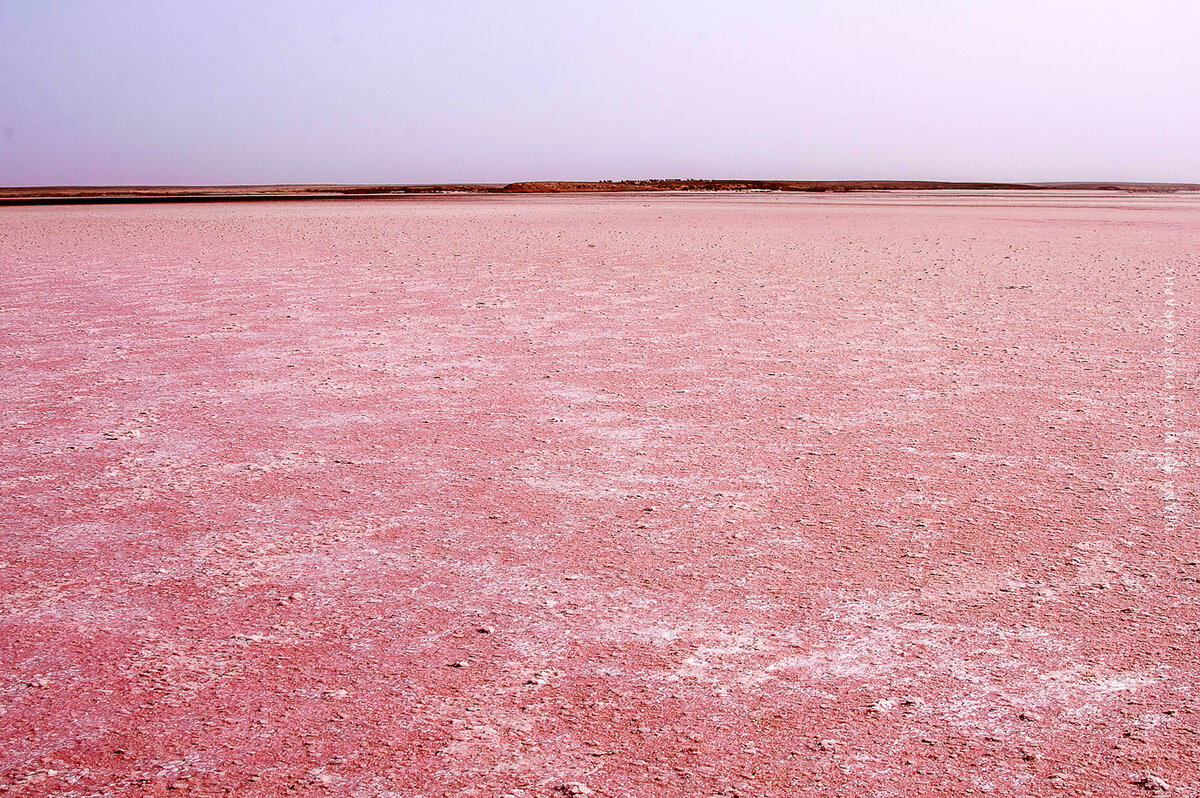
[{"x1": 1, "y1": 0, "x2": 1198, "y2": 186}]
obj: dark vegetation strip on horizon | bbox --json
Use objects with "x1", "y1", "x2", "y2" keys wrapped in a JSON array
[{"x1": 2, "y1": 179, "x2": 1199, "y2": 205}]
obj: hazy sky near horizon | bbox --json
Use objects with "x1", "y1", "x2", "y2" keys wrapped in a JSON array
[{"x1": 2, "y1": 0, "x2": 1198, "y2": 186}]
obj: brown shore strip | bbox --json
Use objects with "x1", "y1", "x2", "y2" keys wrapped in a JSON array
[{"x1": 2, "y1": 179, "x2": 1199, "y2": 205}]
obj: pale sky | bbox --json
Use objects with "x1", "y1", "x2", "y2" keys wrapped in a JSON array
[{"x1": 2, "y1": 0, "x2": 1198, "y2": 186}]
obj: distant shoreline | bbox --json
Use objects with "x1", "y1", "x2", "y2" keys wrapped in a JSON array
[{"x1": 3, "y1": 179, "x2": 1199, "y2": 205}]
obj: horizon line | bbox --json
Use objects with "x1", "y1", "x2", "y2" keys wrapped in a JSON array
[{"x1": 4, "y1": 178, "x2": 1200, "y2": 206}]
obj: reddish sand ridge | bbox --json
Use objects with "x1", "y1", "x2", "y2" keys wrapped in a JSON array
[{"x1": 0, "y1": 192, "x2": 1196, "y2": 796}]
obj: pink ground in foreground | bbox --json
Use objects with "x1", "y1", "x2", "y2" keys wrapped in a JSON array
[{"x1": 1, "y1": 193, "x2": 1197, "y2": 797}]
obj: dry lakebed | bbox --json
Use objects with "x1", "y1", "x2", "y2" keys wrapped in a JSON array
[{"x1": 1, "y1": 191, "x2": 1197, "y2": 796}]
